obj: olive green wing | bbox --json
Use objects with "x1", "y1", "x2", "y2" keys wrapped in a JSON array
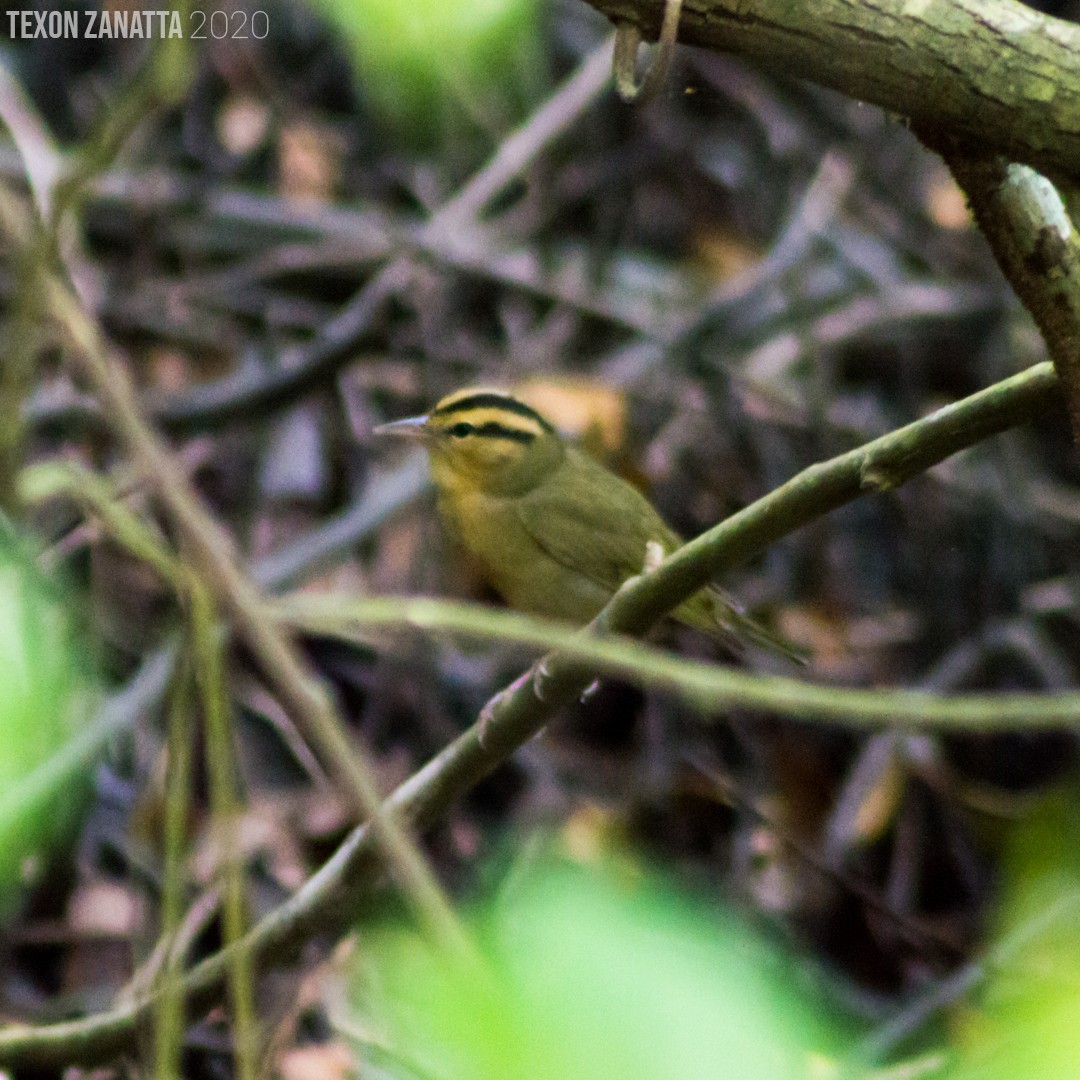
[
  {"x1": 513, "y1": 451, "x2": 678, "y2": 595},
  {"x1": 515, "y1": 451, "x2": 804, "y2": 662},
  {"x1": 515, "y1": 468, "x2": 742, "y2": 652}
]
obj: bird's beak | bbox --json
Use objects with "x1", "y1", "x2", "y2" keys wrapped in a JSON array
[{"x1": 372, "y1": 414, "x2": 431, "y2": 440}]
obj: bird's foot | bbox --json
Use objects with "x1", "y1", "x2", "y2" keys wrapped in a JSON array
[
  {"x1": 534, "y1": 657, "x2": 554, "y2": 701},
  {"x1": 643, "y1": 540, "x2": 666, "y2": 573}
]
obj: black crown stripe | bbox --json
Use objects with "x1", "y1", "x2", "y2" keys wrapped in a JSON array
[{"x1": 432, "y1": 393, "x2": 554, "y2": 432}]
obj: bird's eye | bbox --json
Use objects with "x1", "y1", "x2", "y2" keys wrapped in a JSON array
[{"x1": 448, "y1": 422, "x2": 474, "y2": 438}]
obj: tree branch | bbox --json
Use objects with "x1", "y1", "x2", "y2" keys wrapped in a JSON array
[
  {"x1": 921, "y1": 143, "x2": 1080, "y2": 445},
  {"x1": 582, "y1": 0, "x2": 1080, "y2": 183}
]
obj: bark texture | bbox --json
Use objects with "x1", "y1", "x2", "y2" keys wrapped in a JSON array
[{"x1": 586, "y1": 0, "x2": 1080, "y2": 182}]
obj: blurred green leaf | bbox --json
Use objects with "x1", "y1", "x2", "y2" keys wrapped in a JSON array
[
  {"x1": 351, "y1": 859, "x2": 848, "y2": 1080},
  {"x1": 0, "y1": 542, "x2": 89, "y2": 918},
  {"x1": 948, "y1": 789, "x2": 1080, "y2": 1080},
  {"x1": 311, "y1": 0, "x2": 544, "y2": 148}
]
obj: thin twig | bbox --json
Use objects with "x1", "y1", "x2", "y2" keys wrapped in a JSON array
[
  {"x1": 272, "y1": 580, "x2": 1080, "y2": 729},
  {"x1": 0, "y1": 184, "x2": 469, "y2": 961},
  {"x1": 189, "y1": 579, "x2": 258, "y2": 1080},
  {"x1": 149, "y1": 35, "x2": 616, "y2": 435}
]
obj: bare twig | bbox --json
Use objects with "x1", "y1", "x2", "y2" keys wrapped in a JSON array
[{"x1": 151, "y1": 34, "x2": 615, "y2": 434}]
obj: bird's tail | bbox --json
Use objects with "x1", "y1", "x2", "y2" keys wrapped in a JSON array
[{"x1": 678, "y1": 588, "x2": 807, "y2": 666}]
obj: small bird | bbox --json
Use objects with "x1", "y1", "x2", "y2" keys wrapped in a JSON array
[{"x1": 376, "y1": 387, "x2": 797, "y2": 659}]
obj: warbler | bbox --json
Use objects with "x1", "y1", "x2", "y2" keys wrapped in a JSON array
[{"x1": 376, "y1": 387, "x2": 795, "y2": 658}]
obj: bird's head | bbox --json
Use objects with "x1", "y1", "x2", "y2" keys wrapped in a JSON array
[{"x1": 375, "y1": 387, "x2": 565, "y2": 496}]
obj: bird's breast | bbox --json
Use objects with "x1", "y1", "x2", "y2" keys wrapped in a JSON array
[{"x1": 436, "y1": 487, "x2": 610, "y2": 622}]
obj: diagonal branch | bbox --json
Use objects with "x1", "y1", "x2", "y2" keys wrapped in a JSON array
[{"x1": 0, "y1": 358, "x2": 1057, "y2": 1070}]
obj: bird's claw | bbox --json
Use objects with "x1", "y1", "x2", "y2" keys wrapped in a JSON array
[
  {"x1": 644, "y1": 540, "x2": 666, "y2": 573},
  {"x1": 534, "y1": 657, "x2": 553, "y2": 701}
]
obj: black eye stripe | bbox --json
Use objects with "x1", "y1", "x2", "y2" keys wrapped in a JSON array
[
  {"x1": 432, "y1": 393, "x2": 554, "y2": 432},
  {"x1": 476, "y1": 422, "x2": 535, "y2": 443},
  {"x1": 446, "y1": 421, "x2": 535, "y2": 443}
]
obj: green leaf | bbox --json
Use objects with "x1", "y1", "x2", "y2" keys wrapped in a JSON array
[
  {"x1": 0, "y1": 544, "x2": 89, "y2": 918},
  {"x1": 311, "y1": 0, "x2": 544, "y2": 148},
  {"x1": 948, "y1": 790, "x2": 1080, "y2": 1080},
  {"x1": 351, "y1": 860, "x2": 847, "y2": 1080}
]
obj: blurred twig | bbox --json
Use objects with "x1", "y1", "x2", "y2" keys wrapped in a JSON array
[
  {"x1": 47, "y1": 19, "x2": 192, "y2": 232},
  {"x1": 273, "y1": 588, "x2": 1080, "y2": 730},
  {"x1": 20, "y1": 461, "x2": 185, "y2": 590},
  {"x1": 126, "y1": 35, "x2": 616, "y2": 435},
  {"x1": 0, "y1": 184, "x2": 468, "y2": 960},
  {"x1": 0, "y1": 62, "x2": 63, "y2": 220},
  {"x1": 251, "y1": 453, "x2": 432, "y2": 591},
  {"x1": 151, "y1": 649, "x2": 195, "y2": 1080},
  {"x1": 189, "y1": 578, "x2": 258, "y2": 1080}
]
